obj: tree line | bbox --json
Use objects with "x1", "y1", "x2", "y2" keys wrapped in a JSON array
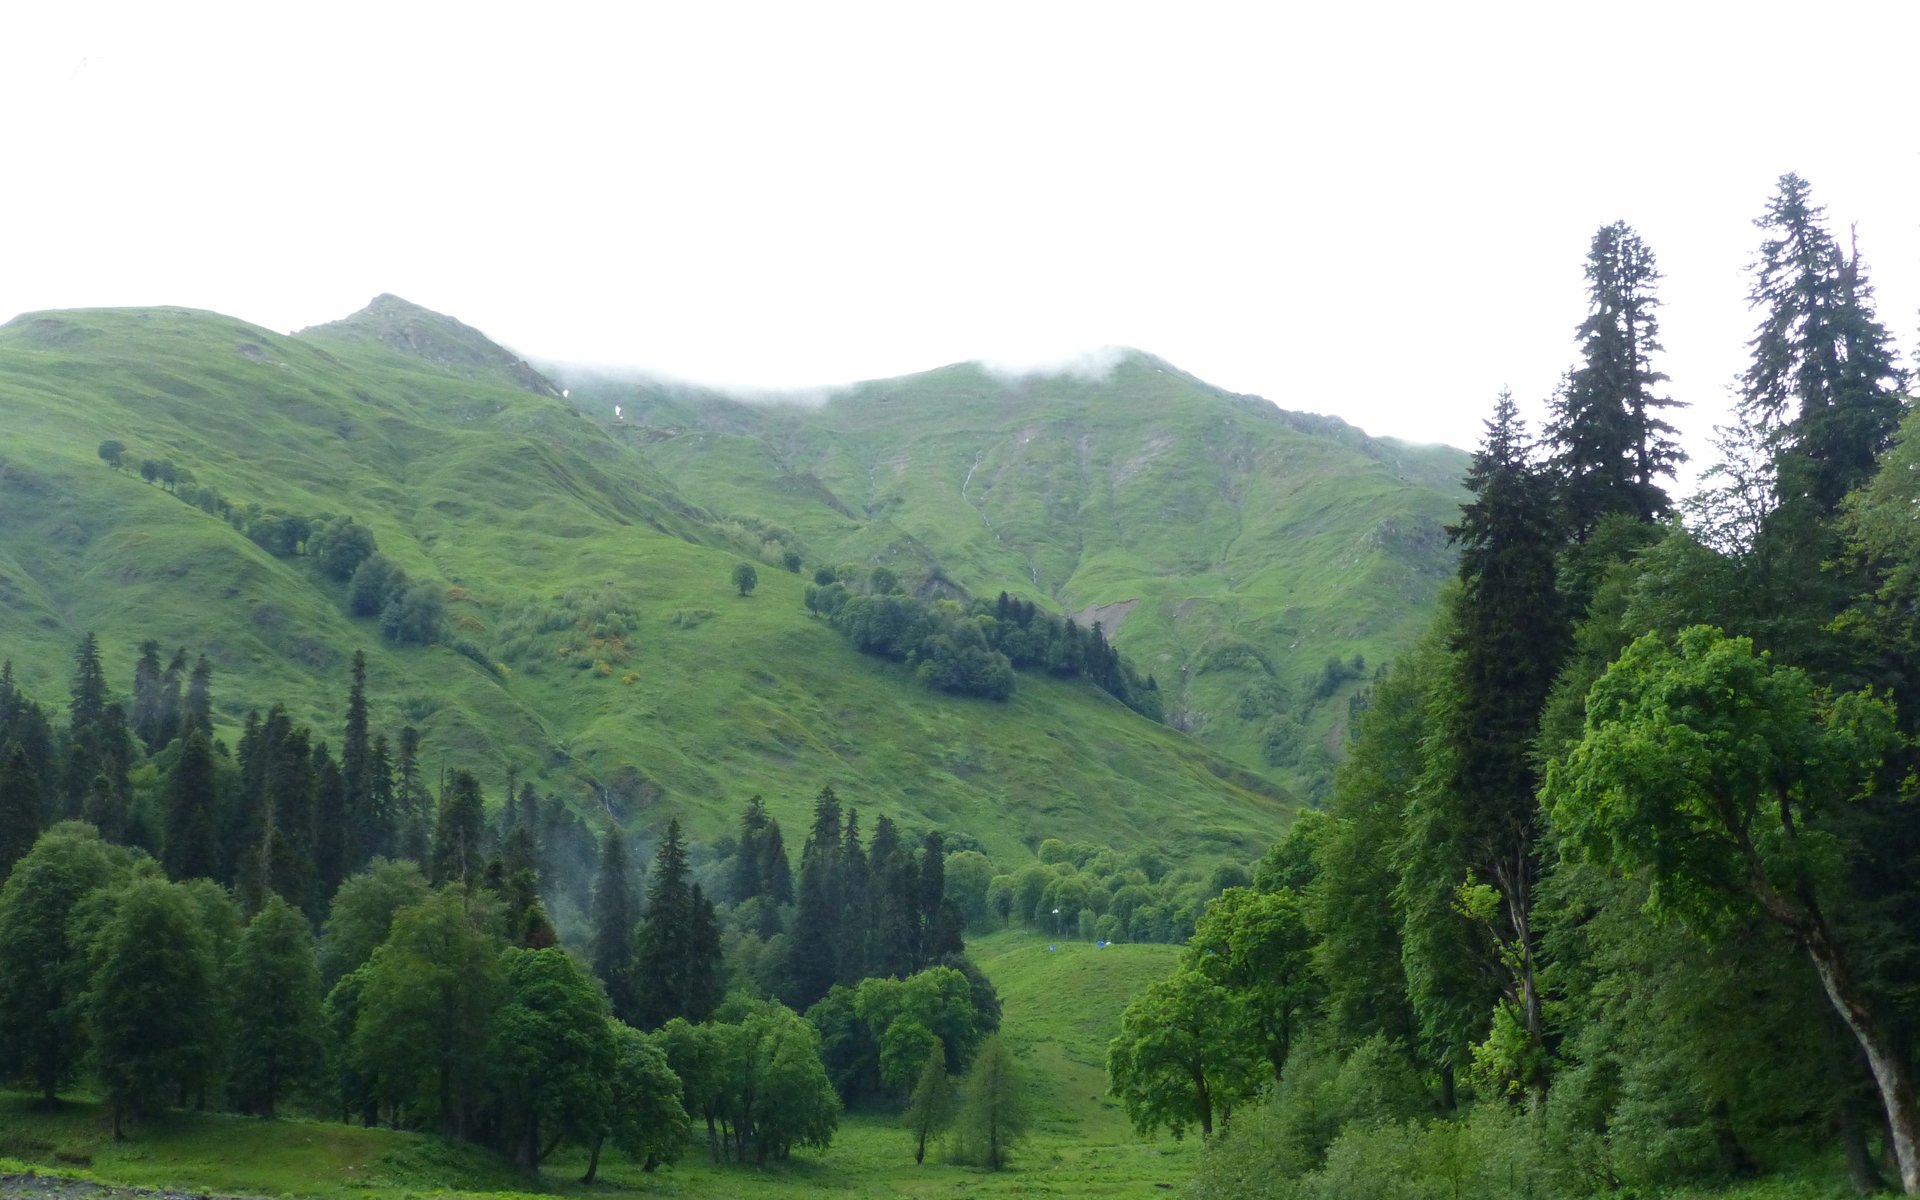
[
  {"x1": 803, "y1": 563, "x2": 1163, "y2": 718},
  {"x1": 0, "y1": 638, "x2": 1035, "y2": 1173},
  {"x1": 1109, "y1": 174, "x2": 1920, "y2": 1198}
]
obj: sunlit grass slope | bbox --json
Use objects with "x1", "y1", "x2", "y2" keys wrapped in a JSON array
[
  {"x1": 0, "y1": 303, "x2": 1289, "y2": 863},
  {"x1": 571, "y1": 354, "x2": 1468, "y2": 797}
]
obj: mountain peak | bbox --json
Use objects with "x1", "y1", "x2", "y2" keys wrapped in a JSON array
[{"x1": 299, "y1": 294, "x2": 560, "y2": 397}]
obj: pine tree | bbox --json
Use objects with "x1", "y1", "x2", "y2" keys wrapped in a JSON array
[
  {"x1": 431, "y1": 769, "x2": 485, "y2": 887},
  {"x1": 366, "y1": 734, "x2": 395, "y2": 861},
  {"x1": 761, "y1": 819, "x2": 793, "y2": 906},
  {"x1": 1743, "y1": 172, "x2": 1904, "y2": 516},
  {"x1": 63, "y1": 634, "x2": 128, "y2": 816},
  {"x1": 591, "y1": 826, "x2": 639, "y2": 1022},
  {"x1": 395, "y1": 726, "x2": 427, "y2": 864},
  {"x1": 341, "y1": 652, "x2": 373, "y2": 874},
  {"x1": 162, "y1": 729, "x2": 220, "y2": 882},
  {"x1": 1549, "y1": 221, "x2": 1683, "y2": 539},
  {"x1": 261, "y1": 716, "x2": 319, "y2": 918}
]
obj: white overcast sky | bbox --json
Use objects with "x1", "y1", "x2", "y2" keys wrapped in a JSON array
[{"x1": 4, "y1": 2, "x2": 1917, "y2": 481}]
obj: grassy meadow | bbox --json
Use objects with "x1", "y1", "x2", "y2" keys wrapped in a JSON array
[{"x1": 0, "y1": 930, "x2": 1197, "y2": 1199}]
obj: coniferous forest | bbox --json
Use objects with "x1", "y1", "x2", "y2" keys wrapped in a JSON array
[
  {"x1": 1113, "y1": 174, "x2": 1920, "y2": 1198},
  {"x1": 2, "y1": 171, "x2": 1919, "y2": 1200}
]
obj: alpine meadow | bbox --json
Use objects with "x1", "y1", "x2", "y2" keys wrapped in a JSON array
[{"x1": 3, "y1": 170, "x2": 1920, "y2": 1200}]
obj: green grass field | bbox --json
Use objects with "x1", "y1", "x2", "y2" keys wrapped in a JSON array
[
  {"x1": 0, "y1": 930, "x2": 1194, "y2": 1199},
  {"x1": 0, "y1": 304, "x2": 1301, "y2": 864}
]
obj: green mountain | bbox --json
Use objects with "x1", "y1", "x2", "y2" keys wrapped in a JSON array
[
  {"x1": 0, "y1": 297, "x2": 1461, "y2": 861},
  {"x1": 563, "y1": 353, "x2": 1466, "y2": 797}
]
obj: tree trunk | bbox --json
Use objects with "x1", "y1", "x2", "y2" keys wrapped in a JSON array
[
  {"x1": 111, "y1": 1099, "x2": 124, "y2": 1142},
  {"x1": 705, "y1": 1113, "x2": 720, "y2": 1163},
  {"x1": 1795, "y1": 914, "x2": 1920, "y2": 1193},
  {"x1": 916, "y1": 1126, "x2": 927, "y2": 1165},
  {"x1": 1192, "y1": 1069, "x2": 1212, "y2": 1139},
  {"x1": 580, "y1": 1135, "x2": 602, "y2": 1185},
  {"x1": 1839, "y1": 1110, "x2": 1889, "y2": 1195}
]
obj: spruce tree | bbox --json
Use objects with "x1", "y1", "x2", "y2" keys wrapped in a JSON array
[
  {"x1": 635, "y1": 819, "x2": 717, "y2": 1026},
  {"x1": 313, "y1": 740, "x2": 347, "y2": 902},
  {"x1": 0, "y1": 743, "x2": 41, "y2": 882},
  {"x1": 366, "y1": 734, "x2": 395, "y2": 861},
  {"x1": 394, "y1": 727, "x2": 427, "y2": 864},
  {"x1": 761, "y1": 818, "x2": 793, "y2": 906},
  {"x1": 731, "y1": 795, "x2": 770, "y2": 902},
  {"x1": 430, "y1": 769, "x2": 485, "y2": 887},
  {"x1": 261, "y1": 717, "x2": 319, "y2": 918},
  {"x1": 131, "y1": 641, "x2": 165, "y2": 752},
  {"x1": 837, "y1": 808, "x2": 870, "y2": 984},
  {"x1": 1743, "y1": 173, "x2": 1904, "y2": 517},
  {"x1": 788, "y1": 785, "x2": 844, "y2": 1009},
  {"x1": 162, "y1": 729, "x2": 219, "y2": 882},
  {"x1": 157, "y1": 648, "x2": 186, "y2": 750},
  {"x1": 1548, "y1": 221, "x2": 1683, "y2": 539},
  {"x1": 341, "y1": 652, "x2": 373, "y2": 873},
  {"x1": 1422, "y1": 394, "x2": 1568, "y2": 1083},
  {"x1": 183, "y1": 656, "x2": 214, "y2": 738},
  {"x1": 590, "y1": 826, "x2": 639, "y2": 1022}
]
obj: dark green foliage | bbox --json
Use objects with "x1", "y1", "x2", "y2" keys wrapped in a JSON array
[
  {"x1": 430, "y1": 769, "x2": 485, "y2": 887},
  {"x1": 346, "y1": 553, "x2": 405, "y2": 618},
  {"x1": 0, "y1": 743, "x2": 42, "y2": 882},
  {"x1": 229, "y1": 895, "x2": 324, "y2": 1117},
  {"x1": 380, "y1": 581, "x2": 446, "y2": 646},
  {"x1": 0, "y1": 823, "x2": 125, "y2": 1101},
  {"x1": 183, "y1": 656, "x2": 213, "y2": 738},
  {"x1": 633, "y1": 819, "x2": 721, "y2": 1026},
  {"x1": 589, "y1": 825, "x2": 638, "y2": 1022},
  {"x1": 161, "y1": 729, "x2": 219, "y2": 882},
  {"x1": 1743, "y1": 172, "x2": 1904, "y2": 517},
  {"x1": 85, "y1": 876, "x2": 219, "y2": 1137},
  {"x1": 307, "y1": 515, "x2": 378, "y2": 581},
  {"x1": 340, "y1": 652, "x2": 374, "y2": 874},
  {"x1": 787, "y1": 785, "x2": 845, "y2": 1009},
  {"x1": 1549, "y1": 221, "x2": 1682, "y2": 539},
  {"x1": 731, "y1": 561, "x2": 758, "y2": 597},
  {"x1": 96, "y1": 439, "x2": 124, "y2": 469}
]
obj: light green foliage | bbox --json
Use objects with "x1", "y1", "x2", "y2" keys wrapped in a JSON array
[
  {"x1": 229, "y1": 894, "x2": 324, "y2": 1117},
  {"x1": 1107, "y1": 968, "x2": 1260, "y2": 1140},
  {"x1": 486, "y1": 946, "x2": 616, "y2": 1168},
  {"x1": 0, "y1": 824, "x2": 129, "y2": 1101},
  {"x1": 596, "y1": 1022, "x2": 689, "y2": 1176},
  {"x1": 1188, "y1": 885, "x2": 1318, "y2": 1080},
  {"x1": 351, "y1": 887, "x2": 503, "y2": 1136},
  {"x1": 852, "y1": 967, "x2": 978, "y2": 1074},
  {"x1": 878, "y1": 1019, "x2": 939, "y2": 1095},
  {"x1": 85, "y1": 876, "x2": 220, "y2": 1134},
  {"x1": 1544, "y1": 626, "x2": 1897, "y2": 928},
  {"x1": 318, "y1": 858, "x2": 430, "y2": 988},
  {"x1": 950, "y1": 1032, "x2": 1029, "y2": 1170},
  {"x1": 903, "y1": 1044, "x2": 954, "y2": 1164}
]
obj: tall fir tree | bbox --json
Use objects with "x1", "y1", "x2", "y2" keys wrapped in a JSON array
[
  {"x1": 633, "y1": 819, "x2": 720, "y2": 1026},
  {"x1": 395, "y1": 726, "x2": 428, "y2": 864},
  {"x1": 837, "y1": 808, "x2": 870, "y2": 984},
  {"x1": 183, "y1": 656, "x2": 214, "y2": 738},
  {"x1": 1422, "y1": 394, "x2": 1568, "y2": 1086},
  {"x1": 787, "y1": 785, "x2": 845, "y2": 1009},
  {"x1": 0, "y1": 743, "x2": 42, "y2": 882},
  {"x1": 590, "y1": 825, "x2": 639, "y2": 1022},
  {"x1": 1742, "y1": 172, "x2": 1905, "y2": 517},
  {"x1": 431, "y1": 769, "x2": 486, "y2": 887},
  {"x1": 157, "y1": 649, "x2": 186, "y2": 751},
  {"x1": 341, "y1": 651, "x2": 373, "y2": 873},
  {"x1": 1548, "y1": 221, "x2": 1683, "y2": 540},
  {"x1": 731, "y1": 795, "x2": 771, "y2": 902},
  {"x1": 161, "y1": 729, "x2": 220, "y2": 882},
  {"x1": 366, "y1": 733, "x2": 395, "y2": 861},
  {"x1": 131, "y1": 641, "x2": 166, "y2": 753},
  {"x1": 312, "y1": 740, "x2": 347, "y2": 902}
]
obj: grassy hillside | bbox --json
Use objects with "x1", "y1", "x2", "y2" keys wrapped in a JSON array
[
  {"x1": 0, "y1": 303, "x2": 1290, "y2": 865},
  {"x1": 0, "y1": 928, "x2": 1195, "y2": 1199},
  {"x1": 565, "y1": 355, "x2": 1467, "y2": 799}
]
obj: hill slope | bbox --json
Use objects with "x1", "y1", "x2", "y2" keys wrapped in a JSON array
[
  {"x1": 0, "y1": 303, "x2": 1294, "y2": 865},
  {"x1": 563, "y1": 354, "x2": 1467, "y2": 798}
]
